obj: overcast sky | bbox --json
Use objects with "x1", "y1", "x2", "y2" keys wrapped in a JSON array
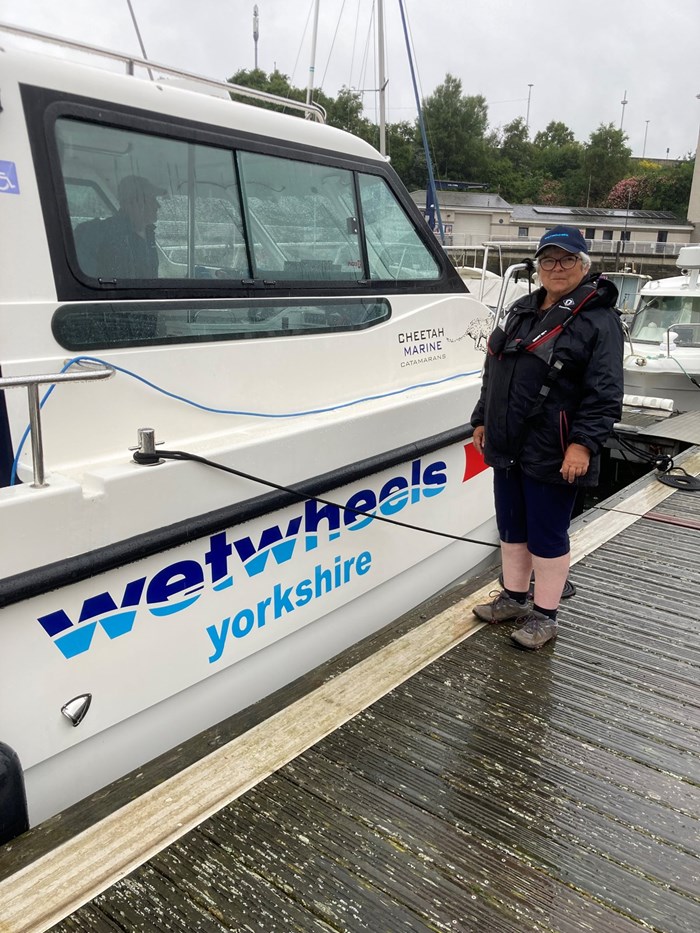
[{"x1": 3, "y1": 0, "x2": 699, "y2": 160}]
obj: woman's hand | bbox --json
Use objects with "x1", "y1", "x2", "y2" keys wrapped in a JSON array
[
  {"x1": 473, "y1": 425, "x2": 485, "y2": 455},
  {"x1": 561, "y1": 442, "x2": 591, "y2": 483}
]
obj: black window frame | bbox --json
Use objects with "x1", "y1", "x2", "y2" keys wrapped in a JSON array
[
  {"x1": 51, "y1": 296, "x2": 392, "y2": 351},
  {"x1": 21, "y1": 83, "x2": 464, "y2": 304}
]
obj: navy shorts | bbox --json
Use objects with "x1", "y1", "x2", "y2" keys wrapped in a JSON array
[{"x1": 493, "y1": 466, "x2": 578, "y2": 558}]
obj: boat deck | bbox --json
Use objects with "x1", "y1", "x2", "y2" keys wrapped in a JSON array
[{"x1": 2, "y1": 450, "x2": 700, "y2": 933}]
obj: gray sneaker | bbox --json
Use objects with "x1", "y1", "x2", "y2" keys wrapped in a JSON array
[
  {"x1": 473, "y1": 590, "x2": 532, "y2": 624},
  {"x1": 511, "y1": 611, "x2": 559, "y2": 650}
]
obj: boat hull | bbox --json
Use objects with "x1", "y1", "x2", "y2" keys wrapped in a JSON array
[
  {"x1": 1, "y1": 435, "x2": 496, "y2": 825},
  {"x1": 623, "y1": 353, "x2": 700, "y2": 412}
]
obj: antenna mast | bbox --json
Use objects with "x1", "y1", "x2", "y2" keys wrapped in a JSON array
[
  {"x1": 377, "y1": 0, "x2": 387, "y2": 156},
  {"x1": 305, "y1": 0, "x2": 321, "y2": 116},
  {"x1": 253, "y1": 5, "x2": 259, "y2": 70},
  {"x1": 397, "y1": 0, "x2": 444, "y2": 243},
  {"x1": 125, "y1": 0, "x2": 153, "y2": 80}
]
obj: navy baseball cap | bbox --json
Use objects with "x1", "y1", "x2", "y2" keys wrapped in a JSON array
[{"x1": 535, "y1": 225, "x2": 588, "y2": 257}]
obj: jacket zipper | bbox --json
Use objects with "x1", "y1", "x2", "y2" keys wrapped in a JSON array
[{"x1": 559, "y1": 411, "x2": 569, "y2": 453}]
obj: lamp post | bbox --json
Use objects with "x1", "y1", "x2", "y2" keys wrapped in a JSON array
[
  {"x1": 642, "y1": 120, "x2": 650, "y2": 158},
  {"x1": 526, "y1": 83, "x2": 534, "y2": 130},
  {"x1": 620, "y1": 90, "x2": 628, "y2": 131}
]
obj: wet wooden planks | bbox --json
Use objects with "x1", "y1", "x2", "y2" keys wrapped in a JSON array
[{"x1": 45, "y1": 482, "x2": 700, "y2": 933}]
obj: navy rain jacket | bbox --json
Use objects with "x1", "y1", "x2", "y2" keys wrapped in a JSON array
[{"x1": 471, "y1": 274, "x2": 624, "y2": 486}]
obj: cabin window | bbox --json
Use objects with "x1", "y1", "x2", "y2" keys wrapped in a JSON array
[
  {"x1": 358, "y1": 175, "x2": 440, "y2": 281},
  {"x1": 40, "y1": 101, "x2": 457, "y2": 350},
  {"x1": 52, "y1": 297, "x2": 391, "y2": 349},
  {"x1": 237, "y1": 152, "x2": 364, "y2": 281},
  {"x1": 630, "y1": 296, "x2": 700, "y2": 343},
  {"x1": 54, "y1": 114, "x2": 442, "y2": 293},
  {"x1": 56, "y1": 118, "x2": 249, "y2": 282}
]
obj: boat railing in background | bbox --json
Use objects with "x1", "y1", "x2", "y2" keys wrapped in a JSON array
[
  {"x1": 0, "y1": 22, "x2": 327, "y2": 122},
  {"x1": 444, "y1": 234, "x2": 685, "y2": 257},
  {"x1": 0, "y1": 365, "x2": 113, "y2": 487},
  {"x1": 492, "y1": 262, "x2": 532, "y2": 330}
]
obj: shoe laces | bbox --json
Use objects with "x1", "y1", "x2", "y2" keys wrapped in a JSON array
[
  {"x1": 521, "y1": 613, "x2": 547, "y2": 634},
  {"x1": 489, "y1": 589, "x2": 513, "y2": 606}
]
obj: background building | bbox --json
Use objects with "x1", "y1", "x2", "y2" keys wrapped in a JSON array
[{"x1": 410, "y1": 189, "x2": 695, "y2": 273}]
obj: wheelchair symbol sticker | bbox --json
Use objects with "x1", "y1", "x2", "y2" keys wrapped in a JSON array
[{"x1": 0, "y1": 162, "x2": 20, "y2": 194}]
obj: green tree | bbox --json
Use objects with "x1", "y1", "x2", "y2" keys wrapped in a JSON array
[
  {"x1": 228, "y1": 67, "x2": 305, "y2": 113},
  {"x1": 228, "y1": 69, "x2": 376, "y2": 143},
  {"x1": 421, "y1": 74, "x2": 490, "y2": 182},
  {"x1": 499, "y1": 118, "x2": 531, "y2": 171},
  {"x1": 642, "y1": 158, "x2": 695, "y2": 218},
  {"x1": 322, "y1": 87, "x2": 375, "y2": 140},
  {"x1": 385, "y1": 121, "x2": 423, "y2": 189},
  {"x1": 578, "y1": 123, "x2": 632, "y2": 206},
  {"x1": 533, "y1": 121, "x2": 575, "y2": 149},
  {"x1": 532, "y1": 120, "x2": 584, "y2": 186},
  {"x1": 488, "y1": 117, "x2": 539, "y2": 201},
  {"x1": 603, "y1": 158, "x2": 695, "y2": 218}
]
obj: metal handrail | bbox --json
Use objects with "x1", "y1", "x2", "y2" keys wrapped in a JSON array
[
  {"x1": 0, "y1": 22, "x2": 327, "y2": 122},
  {"x1": 492, "y1": 262, "x2": 532, "y2": 331},
  {"x1": 0, "y1": 366, "x2": 113, "y2": 487}
]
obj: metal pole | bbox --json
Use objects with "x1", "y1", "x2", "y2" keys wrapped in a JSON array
[
  {"x1": 26, "y1": 383, "x2": 46, "y2": 488},
  {"x1": 125, "y1": 0, "x2": 154, "y2": 80},
  {"x1": 305, "y1": 0, "x2": 321, "y2": 115},
  {"x1": 620, "y1": 90, "x2": 628, "y2": 131},
  {"x1": 253, "y1": 4, "x2": 259, "y2": 70},
  {"x1": 397, "y1": 0, "x2": 444, "y2": 243},
  {"x1": 642, "y1": 120, "x2": 650, "y2": 157},
  {"x1": 377, "y1": 0, "x2": 387, "y2": 157},
  {"x1": 526, "y1": 84, "x2": 533, "y2": 130}
]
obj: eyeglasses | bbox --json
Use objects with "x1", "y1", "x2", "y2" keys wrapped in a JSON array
[{"x1": 538, "y1": 255, "x2": 580, "y2": 271}]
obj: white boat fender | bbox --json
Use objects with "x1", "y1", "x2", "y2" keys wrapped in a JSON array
[{"x1": 0, "y1": 741, "x2": 29, "y2": 846}]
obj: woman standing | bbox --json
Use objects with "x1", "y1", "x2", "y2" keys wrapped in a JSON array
[{"x1": 471, "y1": 225, "x2": 624, "y2": 649}]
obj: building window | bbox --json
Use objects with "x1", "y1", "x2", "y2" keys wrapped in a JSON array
[
  {"x1": 585, "y1": 228, "x2": 596, "y2": 240},
  {"x1": 620, "y1": 230, "x2": 631, "y2": 241},
  {"x1": 602, "y1": 230, "x2": 613, "y2": 241},
  {"x1": 656, "y1": 230, "x2": 669, "y2": 254},
  {"x1": 518, "y1": 226, "x2": 529, "y2": 238}
]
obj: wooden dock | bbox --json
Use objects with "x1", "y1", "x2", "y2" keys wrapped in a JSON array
[{"x1": 1, "y1": 449, "x2": 700, "y2": 933}]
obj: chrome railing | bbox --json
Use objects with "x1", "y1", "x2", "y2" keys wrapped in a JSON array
[
  {"x1": 492, "y1": 262, "x2": 532, "y2": 330},
  {"x1": 0, "y1": 22, "x2": 327, "y2": 122},
  {"x1": 0, "y1": 366, "x2": 113, "y2": 487}
]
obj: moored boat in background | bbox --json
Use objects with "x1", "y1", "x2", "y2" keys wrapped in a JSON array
[{"x1": 623, "y1": 246, "x2": 700, "y2": 412}]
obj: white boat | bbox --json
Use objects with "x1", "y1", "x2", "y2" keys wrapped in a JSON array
[
  {"x1": 622, "y1": 246, "x2": 700, "y2": 411},
  {"x1": 456, "y1": 265, "x2": 531, "y2": 311},
  {"x1": 601, "y1": 269, "x2": 651, "y2": 323},
  {"x1": 0, "y1": 27, "x2": 497, "y2": 837}
]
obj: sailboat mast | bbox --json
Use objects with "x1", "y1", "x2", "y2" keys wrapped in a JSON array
[
  {"x1": 305, "y1": 0, "x2": 321, "y2": 115},
  {"x1": 377, "y1": 0, "x2": 387, "y2": 156},
  {"x1": 397, "y1": 0, "x2": 444, "y2": 243}
]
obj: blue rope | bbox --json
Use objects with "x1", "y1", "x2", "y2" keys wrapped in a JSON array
[{"x1": 10, "y1": 354, "x2": 479, "y2": 485}]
